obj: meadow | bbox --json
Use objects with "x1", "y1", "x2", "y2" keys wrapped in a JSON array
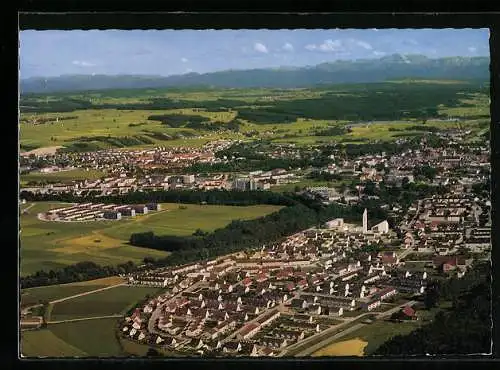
[
  {"x1": 20, "y1": 80, "x2": 490, "y2": 152},
  {"x1": 49, "y1": 286, "x2": 160, "y2": 321},
  {"x1": 21, "y1": 276, "x2": 125, "y2": 307},
  {"x1": 21, "y1": 328, "x2": 88, "y2": 357},
  {"x1": 48, "y1": 318, "x2": 123, "y2": 357},
  {"x1": 20, "y1": 201, "x2": 282, "y2": 275},
  {"x1": 21, "y1": 168, "x2": 106, "y2": 185}
]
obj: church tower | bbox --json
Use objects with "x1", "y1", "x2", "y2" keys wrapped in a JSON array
[{"x1": 362, "y1": 208, "x2": 368, "y2": 233}]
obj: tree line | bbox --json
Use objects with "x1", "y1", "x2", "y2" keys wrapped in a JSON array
[
  {"x1": 21, "y1": 261, "x2": 136, "y2": 289},
  {"x1": 19, "y1": 189, "x2": 299, "y2": 207}
]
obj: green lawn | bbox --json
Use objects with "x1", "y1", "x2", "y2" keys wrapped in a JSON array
[
  {"x1": 21, "y1": 329, "x2": 88, "y2": 357},
  {"x1": 49, "y1": 286, "x2": 162, "y2": 321},
  {"x1": 20, "y1": 202, "x2": 281, "y2": 276}
]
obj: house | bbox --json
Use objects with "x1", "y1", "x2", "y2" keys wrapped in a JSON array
[
  {"x1": 238, "y1": 322, "x2": 261, "y2": 340},
  {"x1": 132, "y1": 205, "x2": 149, "y2": 214},
  {"x1": 392, "y1": 305, "x2": 418, "y2": 321},
  {"x1": 120, "y1": 207, "x2": 136, "y2": 217},
  {"x1": 146, "y1": 203, "x2": 161, "y2": 211},
  {"x1": 103, "y1": 210, "x2": 121, "y2": 220}
]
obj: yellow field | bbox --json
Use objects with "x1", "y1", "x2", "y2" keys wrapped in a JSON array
[
  {"x1": 51, "y1": 232, "x2": 128, "y2": 255},
  {"x1": 312, "y1": 338, "x2": 368, "y2": 357},
  {"x1": 69, "y1": 276, "x2": 126, "y2": 286}
]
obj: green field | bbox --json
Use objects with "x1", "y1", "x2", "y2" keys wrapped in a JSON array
[
  {"x1": 317, "y1": 301, "x2": 453, "y2": 356},
  {"x1": 100, "y1": 202, "x2": 283, "y2": 238},
  {"x1": 50, "y1": 286, "x2": 160, "y2": 321},
  {"x1": 20, "y1": 202, "x2": 281, "y2": 275},
  {"x1": 49, "y1": 318, "x2": 124, "y2": 357},
  {"x1": 21, "y1": 276, "x2": 126, "y2": 307},
  {"x1": 20, "y1": 107, "x2": 239, "y2": 150},
  {"x1": 324, "y1": 320, "x2": 423, "y2": 356},
  {"x1": 21, "y1": 329, "x2": 88, "y2": 357},
  {"x1": 20, "y1": 81, "x2": 489, "y2": 152},
  {"x1": 21, "y1": 169, "x2": 106, "y2": 185},
  {"x1": 21, "y1": 318, "x2": 125, "y2": 357}
]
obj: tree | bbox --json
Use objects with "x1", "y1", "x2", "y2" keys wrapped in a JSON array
[
  {"x1": 424, "y1": 281, "x2": 440, "y2": 309},
  {"x1": 364, "y1": 181, "x2": 376, "y2": 196},
  {"x1": 401, "y1": 177, "x2": 410, "y2": 189}
]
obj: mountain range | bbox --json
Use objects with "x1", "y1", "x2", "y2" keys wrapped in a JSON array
[{"x1": 20, "y1": 54, "x2": 489, "y2": 94}]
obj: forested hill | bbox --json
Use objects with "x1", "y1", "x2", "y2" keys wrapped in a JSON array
[{"x1": 21, "y1": 54, "x2": 489, "y2": 93}]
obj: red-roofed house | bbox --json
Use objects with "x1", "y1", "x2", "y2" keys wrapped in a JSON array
[
  {"x1": 237, "y1": 322, "x2": 261, "y2": 340},
  {"x1": 297, "y1": 279, "x2": 308, "y2": 289},
  {"x1": 242, "y1": 277, "x2": 253, "y2": 287},
  {"x1": 402, "y1": 305, "x2": 417, "y2": 320}
]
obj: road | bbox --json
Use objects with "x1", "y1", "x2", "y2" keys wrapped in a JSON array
[
  {"x1": 293, "y1": 323, "x2": 365, "y2": 357},
  {"x1": 21, "y1": 282, "x2": 126, "y2": 321},
  {"x1": 49, "y1": 283, "x2": 126, "y2": 305},
  {"x1": 47, "y1": 314, "x2": 123, "y2": 324},
  {"x1": 20, "y1": 203, "x2": 36, "y2": 213}
]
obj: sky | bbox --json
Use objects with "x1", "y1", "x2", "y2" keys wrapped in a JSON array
[{"x1": 19, "y1": 28, "x2": 490, "y2": 79}]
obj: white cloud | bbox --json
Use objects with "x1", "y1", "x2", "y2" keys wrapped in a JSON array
[
  {"x1": 355, "y1": 40, "x2": 373, "y2": 50},
  {"x1": 181, "y1": 57, "x2": 189, "y2": 63},
  {"x1": 184, "y1": 68, "x2": 193, "y2": 73},
  {"x1": 282, "y1": 42, "x2": 294, "y2": 52},
  {"x1": 72, "y1": 60, "x2": 95, "y2": 67},
  {"x1": 372, "y1": 50, "x2": 386, "y2": 57},
  {"x1": 468, "y1": 46, "x2": 477, "y2": 53},
  {"x1": 319, "y1": 39, "x2": 343, "y2": 52},
  {"x1": 254, "y1": 42, "x2": 268, "y2": 53},
  {"x1": 306, "y1": 39, "x2": 372, "y2": 53}
]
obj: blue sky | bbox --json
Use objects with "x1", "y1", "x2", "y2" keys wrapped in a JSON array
[{"x1": 20, "y1": 29, "x2": 490, "y2": 78}]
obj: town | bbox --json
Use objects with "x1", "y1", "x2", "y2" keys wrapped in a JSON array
[
  {"x1": 20, "y1": 120, "x2": 491, "y2": 352},
  {"x1": 118, "y1": 191, "x2": 489, "y2": 357}
]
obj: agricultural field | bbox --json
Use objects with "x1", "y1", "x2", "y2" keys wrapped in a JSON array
[
  {"x1": 20, "y1": 168, "x2": 106, "y2": 185},
  {"x1": 100, "y1": 202, "x2": 283, "y2": 239},
  {"x1": 21, "y1": 318, "x2": 126, "y2": 357},
  {"x1": 20, "y1": 202, "x2": 281, "y2": 275},
  {"x1": 21, "y1": 328, "x2": 88, "y2": 357},
  {"x1": 48, "y1": 318, "x2": 123, "y2": 357},
  {"x1": 49, "y1": 286, "x2": 160, "y2": 321},
  {"x1": 20, "y1": 80, "x2": 490, "y2": 153},
  {"x1": 311, "y1": 320, "x2": 422, "y2": 357},
  {"x1": 21, "y1": 276, "x2": 125, "y2": 307},
  {"x1": 312, "y1": 338, "x2": 368, "y2": 357}
]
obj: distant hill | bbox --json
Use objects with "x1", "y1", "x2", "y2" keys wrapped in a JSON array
[{"x1": 20, "y1": 54, "x2": 489, "y2": 94}]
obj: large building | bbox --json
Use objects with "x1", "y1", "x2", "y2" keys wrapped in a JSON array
[{"x1": 371, "y1": 220, "x2": 389, "y2": 234}]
